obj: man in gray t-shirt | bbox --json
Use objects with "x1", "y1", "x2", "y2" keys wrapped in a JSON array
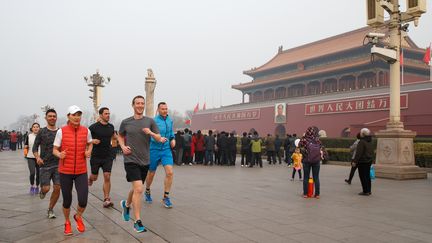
[
  {"x1": 118, "y1": 95, "x2": 165, "y2": 233},
  {"x1": 119, "y1": 116, "x2": 159, "y2": 166}
]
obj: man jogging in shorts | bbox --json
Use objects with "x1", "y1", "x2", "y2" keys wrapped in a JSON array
[
  {"x1": 33, "y1": 109, "x2": 61, "y2": 219},
  {"x1": 145, "y1": 102, "x2": 175, "y2": 208},
  {"x1": 118, "y1": 95, "x2": 165, "y2": 233},
  {"x1": 88, "y1": 107, "x2": 115, "y2": 208}
]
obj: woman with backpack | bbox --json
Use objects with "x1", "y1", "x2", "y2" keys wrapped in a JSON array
[{"x1": 299, "y1": 126, "x2": 322, "y2": 199}]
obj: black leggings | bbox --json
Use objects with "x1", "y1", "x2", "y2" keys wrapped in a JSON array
[
  {"x1": 59, "y1": 173, "x2": 88, "y2": 209},
  {"x1": 27, "y1": 158, "x2": 40, "y2": 186},
  {"x1": 292, "y1": 168, "x2": 302, "y2": 179}
]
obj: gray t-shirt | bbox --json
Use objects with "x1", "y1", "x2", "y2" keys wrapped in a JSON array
[{"x1": 119, "y1": 116, "x2": 159, "y2": 166}]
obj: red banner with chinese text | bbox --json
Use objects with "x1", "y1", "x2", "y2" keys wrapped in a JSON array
[
  {"x1": 212, "y1": 109, "x2": 261, "y2": 122},
  {"x1": 305, "y1": 94, "x2": 408, "y2": 115}
]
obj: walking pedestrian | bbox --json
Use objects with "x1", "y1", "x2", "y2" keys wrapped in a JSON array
[{"x1": 345, "y1": 133, "x2": 361, "y2": 185}]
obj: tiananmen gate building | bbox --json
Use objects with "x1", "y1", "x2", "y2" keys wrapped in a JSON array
[{"x1": 191, "y1": 26, "x2": 432, "y2": 137}]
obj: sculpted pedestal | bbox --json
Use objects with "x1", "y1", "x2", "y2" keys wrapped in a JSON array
[
  {"x1": 145, "y1": 69, "x2": 156, "y2": 117},
  {"x1": 375, "y1": 122, "x2": 427, "y2": 180}
]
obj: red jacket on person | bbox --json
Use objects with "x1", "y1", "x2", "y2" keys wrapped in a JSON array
[{"x1": 59, "y1": 124, "x2": 89, "y2": 175}]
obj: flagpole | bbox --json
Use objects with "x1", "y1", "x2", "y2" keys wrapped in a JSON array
[{"x1": 401, "y1": 47, "x2": 404, "y2": 85}]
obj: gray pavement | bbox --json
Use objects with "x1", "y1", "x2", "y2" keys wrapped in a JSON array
[{"x1": 1, "y1": 150, "x2": 431, "y2": 243}]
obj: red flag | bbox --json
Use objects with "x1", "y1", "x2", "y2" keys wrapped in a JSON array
[
  {"x1": 202, "y1": 102, "x2": 206, "y2": 110},
  {"x1": 193, "y1": 103, "x2": 199, "y2": 114},
  {"x1": 185, "y1": 119, "x2": 191, "y2": 125},
  {"x1": 424, "y1": 45, "x2": 431, "y2": 65},
  {"x1": 400, "y1": 51, "x2": 403, "y2": 66}
]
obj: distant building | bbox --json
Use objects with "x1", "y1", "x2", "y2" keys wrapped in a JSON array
[{"x1": 192, "y1": 26, "x2": 432, "y2": 137}]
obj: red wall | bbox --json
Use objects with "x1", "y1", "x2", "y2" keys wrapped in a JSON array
[{"x1": 191, "y1": 89, "x2": 432, "y2": 137}]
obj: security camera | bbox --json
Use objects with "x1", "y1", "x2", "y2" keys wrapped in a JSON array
[
  {"x1": 371, "y1": 45, "x2": 397, "y2": 64},
  {"x1": 366, "y1": 32, "x2": 385, "y2": 38}
]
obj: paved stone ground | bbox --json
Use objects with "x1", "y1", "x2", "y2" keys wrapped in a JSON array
[{"x1": 0, "y1": 150, "x2": 431, "y2": 243}]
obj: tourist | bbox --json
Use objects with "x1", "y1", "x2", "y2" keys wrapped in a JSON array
[
  {"x1": 250, "y1": 132, "x2": 263, "y2": 168},
  {"x1": 299, "y1": 126, "x2": 322, "y2": 199},
  {"x1": 345, "y1": 133, "x2": 361, "y2": 185},
  {"x1": 353, "y1": 128, "x2": 374, "y2": 196},
  {"x1": 204, "y1": 130, "x2": 215, "y2": 165},
  {"x1": 291, "y1": 147, "x2": 303, "y2": 181},
  {"x1": 240, "y1": 132, "x2": 251, "y2": 167}
]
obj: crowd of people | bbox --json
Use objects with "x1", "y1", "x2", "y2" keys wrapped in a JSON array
[
  {"x1": 0, "y1": 129, "x2": 27, "y2": 151},
  {"x1": 1, "y1": 95, "x2": 375, "y2": 236}
]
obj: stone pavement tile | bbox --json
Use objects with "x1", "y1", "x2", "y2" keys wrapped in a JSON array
[
  {"x1": 212, "y1": 219, "x2": 256, "y2": 232},
  {"x1": 389, "y1": 229, "x2": 432, "y2": 243},
  {"x1": 0, "y1": 227, "x2": 36, "y2": 242},
  {"x1": 17, "y1": 217, "x2": 63, "y2": 233},
  {"x1": 337, "y1": 225, "x2": 423, "y2": 243},
  {"x1": 0, "y1": 217, "x2": 29, "y2": 229},
  {"x1": 0, "y1": 208, "x2": 28, "y2": 218},
  {"x1": 294, "y1": 223, "x2": 353, "y2": 241},
  {"x1": 240, "y1": 218, "x2": 305, "y2": 237},
  {"x1": 285, "y1": 232, "x2": 337, "y2": 243},
  {"x1": 185, "y1": 223, "x2": 248, "y2": 243},
  {"x1": 168, "y1": 235, "x2": 212, "y2": 243},
  {"x1": 60, "y1": 238, "x2": 106, "y2": 243},
  {"x1": 235, "y1": 228, "x2": 293, "y2": 243},
  {"x1": 340, "y1": 235, "x2": 387, "y2": 243}
]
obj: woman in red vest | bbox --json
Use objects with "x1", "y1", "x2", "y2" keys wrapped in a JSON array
[{"x1": 53, "y1": 105, "x2": 93, "y2": 236}]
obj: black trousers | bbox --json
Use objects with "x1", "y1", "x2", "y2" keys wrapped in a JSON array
[
  {"x1": 358, "y1": 163, "x2": 372, "y2": 193},
  {"x1": 347, "y1": 164, "x2": 358, "y2": 182}
]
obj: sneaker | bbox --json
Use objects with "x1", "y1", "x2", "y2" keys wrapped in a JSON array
[
  {"x1": 162, "y1": 197, "x2": 173, "y2": 208},
  {"x1": 189, "y1": 163, "x2": 193, "y2": 166},
  {"x1": 344, "y1": 179, "x2": 351, "y2": 185},
  {"x1": 29, "y1": 186, "x2": 34, "y2": 195},
  {"x1": 34, "y1": 187, "x2": 39, "y2": 194},
  {"x1": 47, "y1": 209, "x2": 56, "y2": 219},
  {"x1": 314, "y1": 195, "x2": 320, "y2": 199},
  {"x1": 103, "y1": 198, "x2": 114, "y2": 208},
  {"x1": 39, "y1": 190, "x2": 46, "y2": 199},
  {"x1": 303, "y1": 195, "x2": 308, "y2": 198},
  {"x1": 64, "y1": 221, "x2": 73, "y2": 236},
  {"x1": 181, "y1": 163, "x2": 185, "y2": 166},
  {"x1": 133, "y1": 220, "x2": 147, "y2": 233},
  {"x1": 120, "y1": 200, "x2": 130, "y2": 221},
  {"x1": 73, "y1": 214, "x2": 85, "y2": 233},
  {"x1": 145, "y1": 192, "x2": 153, "y2": 204}
]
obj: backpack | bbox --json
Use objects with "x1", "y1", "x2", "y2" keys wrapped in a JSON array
[{"x1": 305, "y1": 140, "x2": 321, "y2": 163}]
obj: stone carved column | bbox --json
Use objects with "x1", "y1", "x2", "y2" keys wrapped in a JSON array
[{"x1": 145, "y1": 68, "x2": 156, "y2": 117}]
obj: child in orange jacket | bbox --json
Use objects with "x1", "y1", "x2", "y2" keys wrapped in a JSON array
[{"x1": 291, "y1": 147, "x2": 303, "y2": 181}]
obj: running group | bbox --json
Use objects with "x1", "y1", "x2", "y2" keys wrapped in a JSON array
[{"x1": 26, "y1": 95, "x2": 175, "y2": 235}]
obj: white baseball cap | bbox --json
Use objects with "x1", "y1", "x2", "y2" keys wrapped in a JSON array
[{"x1": 67, "y1": 105, "x2": 82, "y2": 115}]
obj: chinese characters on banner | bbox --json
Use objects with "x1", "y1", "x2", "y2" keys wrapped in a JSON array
[
  {"x1": 212, "y1": 109, "x2": 260, "y2": 122},
  {"x1": 305, "y1": 94, "x2": 408, "y2": 115}
]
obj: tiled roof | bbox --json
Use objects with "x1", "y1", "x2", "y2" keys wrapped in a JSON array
[{"x1": 243, "y1": 26, "x2": 420, "y2": 76}]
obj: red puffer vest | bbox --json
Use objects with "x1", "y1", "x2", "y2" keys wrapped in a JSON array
[{"x1": 59, "y1": 124, "x2": 88, "y2": 174}]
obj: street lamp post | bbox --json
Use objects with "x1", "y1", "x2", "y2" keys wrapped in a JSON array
[
  {"x1": 84, "y1": 70, "x2": 110, "y2": 122},
  {"x1": 366, "y1": 0, "x2": 427, "y2": 179}
]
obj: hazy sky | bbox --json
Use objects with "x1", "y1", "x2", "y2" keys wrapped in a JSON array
[{"x1": 1, "y1": 0, "x2": 431, "y2": 128}]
